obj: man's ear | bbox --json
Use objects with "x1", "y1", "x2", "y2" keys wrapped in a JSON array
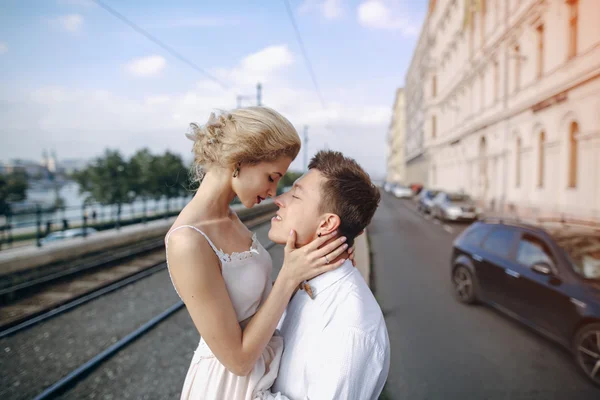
[{"x1": 318, "y1": 213, "x2": 341, "y2": 236}]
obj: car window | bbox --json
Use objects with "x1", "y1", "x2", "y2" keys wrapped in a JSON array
[
  {"x1": 553, "y1": 234, "x2": 600, "y2": 279},
  {"x1": 516, "y1": 234, "x2": 554, "y2": 267},
  {"x1": 481, "y1": 227, "x2": 517, "y2": 258},
  {"x1": 448, "y1": 194, "x2": 470, "y2": 202},
  {"x1": 460, "y1": 224, "x2": 492, "y2": 247}
]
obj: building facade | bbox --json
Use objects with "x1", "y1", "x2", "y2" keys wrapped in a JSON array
[
  {"x1": 386, "y1": 88, "x2": 407, "y2": 184},
  {"x1": 404, "y1": 6, "x2": 433, "y2": 186},
  {"x1": 419, "y1": 0, "x2": 600, "y2": 220}
]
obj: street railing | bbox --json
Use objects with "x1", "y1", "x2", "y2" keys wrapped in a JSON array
[{"x1": 0, "y1": 195, "x2": 194, "y2": 250}]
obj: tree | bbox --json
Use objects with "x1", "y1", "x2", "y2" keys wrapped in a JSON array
[
  {"x1": 72, "y1": 149, "x2": 131, "y2": 220},
  {"x1": 0, "y1": 170, "x2": 29, "y2": 216},
  {"x1": 129, "y1": 148, "x2": 156, "y2": 200},
  {"x1": 278, "y1": 171, "x2": 303, "y2": 194},
  {"x1": 151, "y1": 151, "x2": 188, "y2": 212}
]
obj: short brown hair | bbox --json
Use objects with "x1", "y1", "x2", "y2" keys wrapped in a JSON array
[{"x1": 308, "y1": 150, "x2": 381, "y2": 247}]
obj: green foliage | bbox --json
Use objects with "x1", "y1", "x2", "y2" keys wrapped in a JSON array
[
  {"x1": 278, "y1": 171, "x2": 303, "y2": 193},
  {"x1": 72, "y1": 149, "x2": 131, "y2": 212},
  {"x1": 72, "y1": 148, "x2": 189, "y2": 212},
  {"x1": 0, "y1": 170, "x2": 29, "y2": 216}
]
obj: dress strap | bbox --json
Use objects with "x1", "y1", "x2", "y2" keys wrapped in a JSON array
[{"x1": 165, "y1": 225, "x2": 222, "y2": 258}]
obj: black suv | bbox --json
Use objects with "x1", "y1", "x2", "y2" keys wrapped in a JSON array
[{"x1": 451, "y1": 219, "x2": 600, "y2": 387}]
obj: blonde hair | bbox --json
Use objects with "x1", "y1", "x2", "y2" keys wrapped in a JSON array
[{"x1": 186, "y1": 106, "x2": 301, "y2": 183}]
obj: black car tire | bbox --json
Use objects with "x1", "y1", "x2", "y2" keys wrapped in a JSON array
[
  {"x1": 452, "y1": 265, "x2": 478, "y2": 305},
  {"x1": 573, "y1": 322, "x2": 600, "y2": 388}
]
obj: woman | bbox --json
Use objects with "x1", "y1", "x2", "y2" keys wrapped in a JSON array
[{"x1": 165, "y1": 107, "x2": 350, "y2": 399}]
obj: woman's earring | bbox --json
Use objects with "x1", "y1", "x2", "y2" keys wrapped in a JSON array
[
  {"x1": 317, "y1": 233, "x2": 321, "y2": 237},
  {"x1": 232, "y1": 167, "x2": 240, "y2": 178}
]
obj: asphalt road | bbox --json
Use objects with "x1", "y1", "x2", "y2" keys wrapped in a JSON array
[{"x1": 371, "y1": 192, "x2": 599, "y2": 399}]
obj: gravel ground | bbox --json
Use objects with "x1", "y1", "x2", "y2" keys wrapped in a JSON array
[{"x1": 1, "y1": 219, "x2": 284, "y2": 400}]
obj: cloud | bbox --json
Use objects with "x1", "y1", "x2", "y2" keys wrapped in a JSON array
[
  {"x1": 240, "y1": 46, "x2": 294, "y2": 74},
  {"x1": 0, "y1": 45, "x2": 390, "y2": 177},
  {"x1": 214, "y1": 45, "x2": 295, "y2": 87},
  {"x1": 52, "y1": 14, "x2": 84, "y2": 32},
  {"x1": 300, "y1": 0, "x2": 344, "y2": 20},
  {"x1": 125, "y1": 55, "x2": 166, "y2": 78},
  {"x1": 0, "y1": 42, "x2": 7, "y2": 54},
  {"x1": 357, "y1": 0, "x2": 420, "y2": 36}
]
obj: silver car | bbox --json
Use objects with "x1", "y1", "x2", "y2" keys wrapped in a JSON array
[{"x1": 431, "y1": 192, "x2": 482, "y2": 222}]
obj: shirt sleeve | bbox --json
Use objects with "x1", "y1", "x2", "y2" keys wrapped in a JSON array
[{"x1": 305, "y1": 328, "x2": 387, "y2": 400}]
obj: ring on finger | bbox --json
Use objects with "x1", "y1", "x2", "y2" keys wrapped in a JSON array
[{"x1": 324, "y1": 254, "x2": 330, "y2": 264}]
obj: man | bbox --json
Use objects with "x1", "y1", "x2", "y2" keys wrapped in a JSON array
[{"x1": 264, "y1": 150, "x2": 390, "y2": 399}]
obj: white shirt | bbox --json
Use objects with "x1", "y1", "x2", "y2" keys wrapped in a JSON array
[{"x1": 264, "y1": 260, "x2": 390, "y2": 400}]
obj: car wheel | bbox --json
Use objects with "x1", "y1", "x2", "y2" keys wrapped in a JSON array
[
  {"x1": 573, "y1": 322, "x2": 600, "y2": 387},
  {"x1": 452, "y1": 265, "x2": 478, "y2": 305}
]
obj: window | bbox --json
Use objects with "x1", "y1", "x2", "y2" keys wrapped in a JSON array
[
  {"x1": 538, "y1": 131, "x2": 545, "y2": 187},
  {"x1": 517, "y1": 234, "x2": 554, "y2": 267},
  {"x1": 568, "y1": 122, "x2": 579, "y2": 188},
  {"x1": 482, "y1": 227, "x2": 517, "y2": 257},
  {"x1": 432, "y1": 75, "x2": 437, "y2": 98},
  {"x1": 493, "y1": 59, "x2": 499, "y2": 102},
  {"x1": 461, "y1": 224, "x2": 493, "y2": 247},
  {"x1": 480, "y1": 72, "x2": 485, "y2": 110},
  {"x1": 469, "y1": 11, "x2": 475, "y2": 59},
  {"x1": 536, "y1": 24, "x2": 544, "y2": 79},
  {"x1": 432, "y1": 115, "x2": 437, "y2": 139},
  {"x1": 515, "y1": 137, "x2": 522, "y2": 188},
  {"x1": 514, "y1": 45, "x2": 521, "y2": 92},
  {"x1": 568, "y1": 0, "x2": 578, "y2": 60},
  {"x1": 495, "y1": 0, "x2": 500, "y2": 26},
  {"x1": 480, "y1": 9, "x2": 485, "y2": 49}
]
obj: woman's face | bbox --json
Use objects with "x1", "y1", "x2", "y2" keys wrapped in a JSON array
[{"x1": 232, "y1": 157, "x2": 293, "y2": 208}]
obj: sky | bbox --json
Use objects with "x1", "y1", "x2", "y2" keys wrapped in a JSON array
[{"x1": 0, "y1": 0, "x2": 427, "y2": 179}]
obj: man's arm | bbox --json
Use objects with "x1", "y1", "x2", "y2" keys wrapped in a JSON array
[{"x1": 305, "y1": 327, "x2": 388, "y2": 400}]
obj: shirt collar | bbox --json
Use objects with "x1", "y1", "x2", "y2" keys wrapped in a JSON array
[{"x1": 306, "y1": 260, "x2": 355, "y2": 298}]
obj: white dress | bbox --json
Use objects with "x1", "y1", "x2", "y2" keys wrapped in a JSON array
[{"x1": 165, "y1": 225, "x2": 284, "y2": 400}]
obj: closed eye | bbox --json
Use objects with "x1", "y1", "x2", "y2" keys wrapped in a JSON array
[{"x1": 292, "y1": 195, "x2": 300, "y2": 199}]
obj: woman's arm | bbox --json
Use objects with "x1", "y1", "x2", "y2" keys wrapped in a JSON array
[{"x1": 167, "y1": 229, "x2": 347, "y2": 376}]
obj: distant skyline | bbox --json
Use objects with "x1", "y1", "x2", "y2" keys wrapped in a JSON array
[{"x1": 0, "y1": 0, "x2": 427, "y2": 178}]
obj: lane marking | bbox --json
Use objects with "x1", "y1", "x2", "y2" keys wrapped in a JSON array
[{"x1": 443, "y1": 224, "x2": 454, "y2": 234}]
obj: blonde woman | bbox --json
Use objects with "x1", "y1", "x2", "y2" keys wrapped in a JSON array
[{"x1": 165, "y1": 107, "x2": 350, "y2": 399}]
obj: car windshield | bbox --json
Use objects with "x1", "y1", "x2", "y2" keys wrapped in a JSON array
[
  {"x1": 554, "y1": 233, "x2": 600, "y2": 280},
  {"x1": 426, "y1": 190, "x2": 439, "y2": 199},
  {"x1": 448, "y1": 194, "x2": 470, "y2": 202}
]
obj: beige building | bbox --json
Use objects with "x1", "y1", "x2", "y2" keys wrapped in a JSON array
[
  {"x1": 404, "y1": 7, "x2": 433, "y2": 185},
  {"x1": 417, "y1": 0, "x2": 600, "y2": 220},
  {"x1": 386, "y1": 88, "x2": 407, "y2": 184}
]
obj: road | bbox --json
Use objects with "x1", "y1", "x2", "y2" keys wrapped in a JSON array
[{"x1": 371, "y1": 192, "x2": 599, "y2": 399}]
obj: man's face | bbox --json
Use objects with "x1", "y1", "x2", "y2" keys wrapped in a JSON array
[{"x1": 268, "y1": 169, "x2": 327, "y2": 246}]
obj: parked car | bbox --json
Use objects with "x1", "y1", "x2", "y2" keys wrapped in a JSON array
[
  {"x1": 451, "y1": 219, "x2": 600, "y2": 386},
  {"x1": 383, "y1": 182, "x2": 392, "y2": 193},
  {"x1": 431, "y1": 192, "x2": 482, "y2": 221},
  {"x1": 417, "y1": 188, "x2": 441, "y2": 214},
  {"x1": 393, "y1": 184, "x2": 413, "y2": 199},
  {"x1": 409, "y1": 183, "x2": 424, "y2": 195},
  {"x1": 41, "y1": 227, "x2": 98, "y2": 245}
]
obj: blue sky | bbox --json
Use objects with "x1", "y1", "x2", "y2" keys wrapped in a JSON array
[{"x1": 0, "y1": 0, "x2": 427, "y2": 178}]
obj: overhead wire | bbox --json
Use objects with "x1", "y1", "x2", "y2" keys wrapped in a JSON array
[{"x1": 91, "y1": 0, "x2": 230, "y2": 90}]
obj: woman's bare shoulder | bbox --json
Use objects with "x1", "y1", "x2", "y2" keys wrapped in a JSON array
[{"x1": 166, "y1": 225, "x2": 221, "y2": 273}]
